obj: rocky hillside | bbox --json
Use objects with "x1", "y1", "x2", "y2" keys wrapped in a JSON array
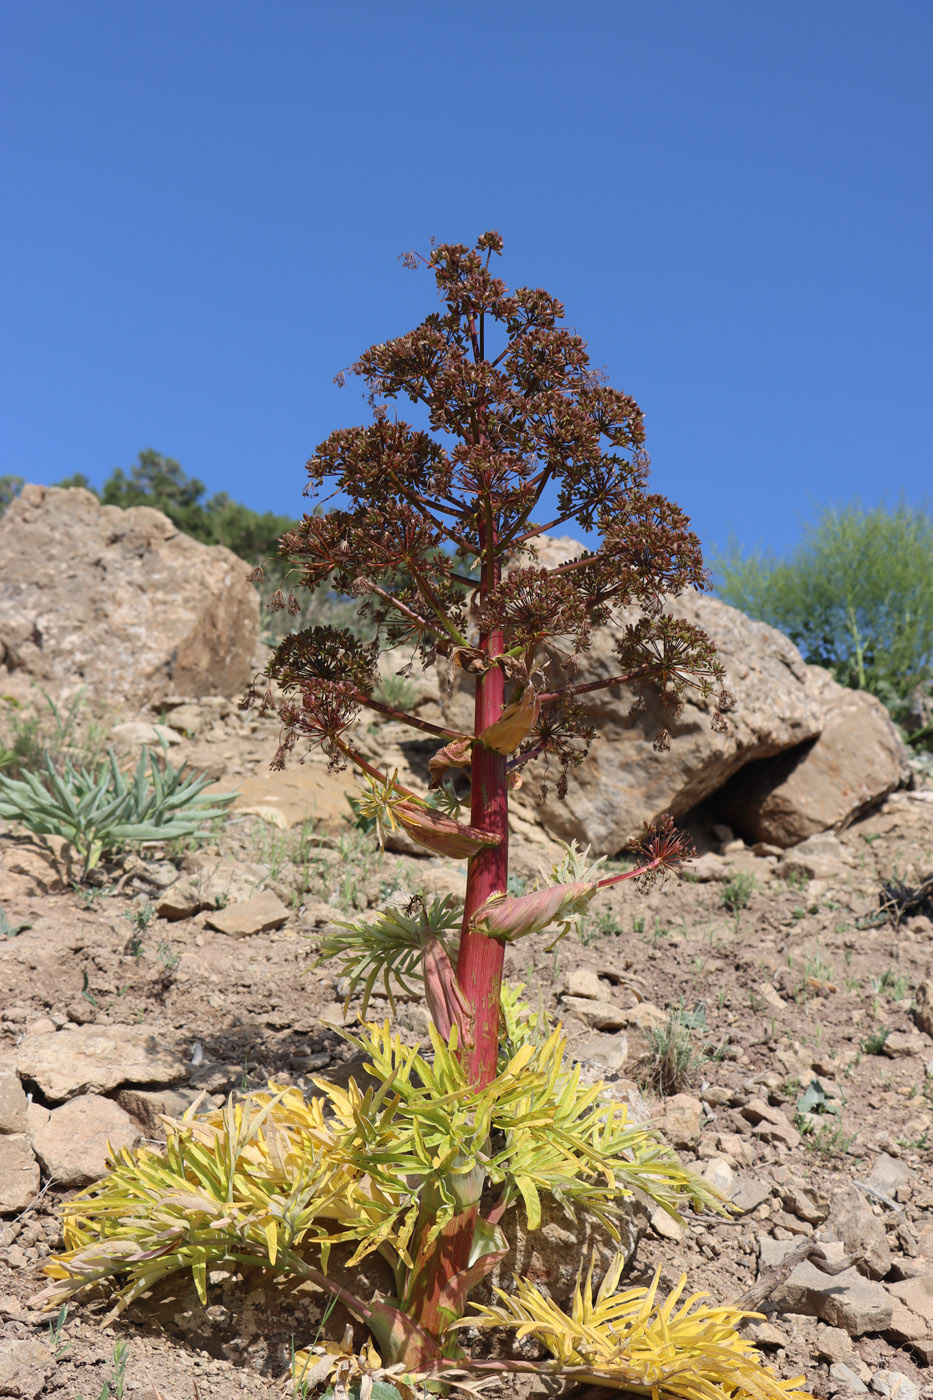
[{"x1": 0, "y1": 488, "x2": 931, "y2": 1398}]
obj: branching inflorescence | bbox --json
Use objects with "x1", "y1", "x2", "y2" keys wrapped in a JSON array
[{"x1": 253, "y1": 229, "x2": 732, "y2": 1081}]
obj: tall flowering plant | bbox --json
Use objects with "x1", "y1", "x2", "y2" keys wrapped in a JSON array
[
  {"x1": 253, "y1": 233, "x2": 737, "y2": 1341},
  {"x1": 40, "y1": 235, "x2": 813, "y2": 1400}
]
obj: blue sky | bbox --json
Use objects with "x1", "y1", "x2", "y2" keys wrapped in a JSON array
[{"x1": 2, "y1": 1, "x2": 930, "y2": 565}]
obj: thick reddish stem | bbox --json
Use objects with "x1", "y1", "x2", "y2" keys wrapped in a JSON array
[{"x1": 456, "y1": 647, "x2": 509, "y2": 1089}]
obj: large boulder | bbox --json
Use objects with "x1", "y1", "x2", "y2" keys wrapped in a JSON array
[
  {"x1": 0, "y1": 484, "x2": 259, "y2": 709},
  {"x1": 440, "y1": 537, "x2": 826, "y2": 853},
  {"x1": 435, "y1": 536, "x2": 910, "y2": 854},
  {"x1": 714, "y1": 665, "x2": 911, "y2": 846}
]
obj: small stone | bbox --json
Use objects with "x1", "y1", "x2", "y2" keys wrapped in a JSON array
[
  {"x1": 739, "y1": 1096, "x2": 802, "y2": 1149},
  {"x1": 561, "y1": 996, "x2": 629, "y2": 1031},
  {"x1": 302, "y1": 902, "x2": 348, "y2": 928},
  {"x1": 650, "y1": 1206, "x2": 684, "y2": 1241},
  {"x1": 64, "y1": 997, "x2": 96, "y2": 1025},
  {"x1": 870, "y1": 1371, "x2": 920, "y2": 1400},
  {"x1": 620, "y1": 1001, "x2": 669, "y2": 1033},
  {"x1": 0, "y1": 1136, "x2": 40, "y2": 1214},
  {"x1": 814, "y1": 1323, "x2": 859, "y2": 1365},
  {"x1": 31, "y1": 1094, "x2": 140, "y2": 1187},
  {"x1": 575, "y1": 1033, "x2": 629, "y2": 1073},
  {"x1": 204, "y1": 891, "x2": 290, "y2": 937},
  {"x1": 562, "y1": 967, "x2": 604, "y2": 1000},
  {"x1": 0, "y1": 1337, "x2": 54, "y2": 1398},
  {"x1": 24, "y1": 1016, "x2": 57, "y2": 1036},
  {"x1": 659, "y1": 1093, "x2": 704, "y2": 1150},
  {"x1": 742, "y1": 1320, "x2": 787, "y2": 1348},
  {"x1": 777, "y1": 832, "x2": 854, "y2": 882},
  {"x1": 16, "y1": 1024, "x2": 188, "y2": 1102},
  {"x1": 823, "y1": 1184, "x2": 891, "y2": 1279},
  {"x1": 716, "y1": 1130, "x2": 753, "y2": 1164},
  {"x1": 779, "y1": 1175, "x2": 830, "y2": 1225},
  {"x1": 117, "y1": 1085, "x2": 212, "y2": 1133},
  {"x1": 829, "y1": 1362, "x2": 869, "y2": 1394},
  {"x1": 0, "y1": 1071, "x2": 28, "y2": 1134},
  {"x1": 913, "y1": 979, "x2": 933, "y2": 1038},
  {"x1": 882, "y1": 1030, "x2": 927, "y2": 1058},
  {"x1": 684, "y1": 852, "x2": 728, "y2": 882},
  {"x1": 886, "y1": 1274, "x2": 933, "y2": 1360},
  {"x1": 757, "y1": 981, "x2": 787, "y2": 1013},
  {"x1": 156, "y1": 858, "x2": 272, "y2": 920},
  {"x1": 702, "y1": 1157, "x2": 735, "y2": 1196},
  {"x1": 772, "y1": 1260, "x2": 892, "y2": 1335},
  {"x1": 731, "y1": 1177, "x2": 773, "y2": 1214},
  {"x1": 110, "y1": 720, "x2": 182, "y2": 746},
  {"x1": 863, "y1": 1152, "x2": 915, "y2": 1198},
  {"x1": 162, "y1": 702, "x2": 203, "y2": 735}
]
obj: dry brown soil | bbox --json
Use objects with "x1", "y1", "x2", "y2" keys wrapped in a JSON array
[{"x1": 1, "y1": 704, "x2": 932, "y2": 1400}]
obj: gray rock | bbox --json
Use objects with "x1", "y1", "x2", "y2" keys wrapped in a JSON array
[
  {"x1": 776, "y1": 1174, "x2": 829, "y2": 1225},
  {"x1": 162, "y1": 702, "x2": 204, "y2": 735},
  {"x1": 731, "y1": 1177, "x2": 773, "y2": 1214},
  {"x1": 829, "y1": 1362, "x2": 869, "y2": 1395},
  {"x1": 16, "y1": 1024, "x2": 188, "y2": 1102},
  {"x1": 561, "y1": 996, "x2": 630, "y2": 1031},
  {"x1": 659, "y1": 1093, "x2": 704, "y2": 1150},
  {"x1": 574, "y1": 1033, "x2": 629, "y2": 1073},
  {"x1": 0, "y1": 1337, "x2": 54, "y2": 1399},
  {"x1": 701, "y1": 1157, "x2": 735, "y2": 1196},
  {"x1": 0, "y1": 1071, "x2": 28, "y2": 1134},
  {"x1": 913, "y1": 979, "x2": 933, "y2": 1038},
  {"x1": 620, "y1": 1001, "x2": 669, "y2": 1033},
  {"x1": 110, "y1": 720, "x2": 182, "y2": 747},
  {"x1": 441, "y1": 540, "x2": 829, "y2": 852},
  {"x1": 562, "y1": 967, "x2": 605, "y2": 1000},
  {"x1": 117, "y1": 1085, "x2": 213, "y2": 1133},
  {"x1": 870, "y1": 1371, "x2": 920, "y2": 1400},
  {"x1": 0, "y1": 1135, "x2": 40, "y2": 1214},
  {"x1": 31, "y1": 1093, "x2": 140, "y2": 1187},
  {"x1": 823, "y1": 1184, "x2": 891, "y2": 1280},
  {"x1": 772, "y1": 1260, "x2": 893, "y2": 1335},
  {"x1": 650, "y1": 1205, "x2": 684, "y2": 1240},
  {"x1": 204, "y1": 890, "x2": 290, "y2": 937},
  {"x1": 155, "y1": 858, "x2": 271, "y2": 920},
  {"x1": 742, "y1": 1320, "x2": 787, "y2": 1349},
  {"x1": 881, "y1": 1030, "x2": 927, "y2": 1058},
  {"x1": 862, "y1": 1153, "x2": 915, "y2": 1199},
  {"x1": 814, "y1": 1322, "x2": 860, "y2": 1364},
  {"x1": 686, "y1": 852, "x2": 730, "y2": 882},
  {"x1": 739, "y1": 1096, "x2": 802, "y2": 1148},
  {"x1": 717, "y1": 665, "x2": 910, "y2": 847},
  {"x1": 886, "y1": 1274, "x2": 933, "y2": 1363},
  {"x1": 776, "y1": 832, "x2": 854, "y2": 882}
]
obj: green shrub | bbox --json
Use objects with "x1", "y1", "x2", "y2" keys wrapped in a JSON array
[
  {"x1": 714, "y1": 499, "x2": 933, "y2": 710},
  {"x1": 0, "y1": 746, "x2": 237, "y2": 878}
]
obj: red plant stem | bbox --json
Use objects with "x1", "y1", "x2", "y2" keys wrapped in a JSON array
[
  {"x1": 331, "y1": 736, "x2": 420, "y2": 799},
  {"x1": 353, "y1": 691, "x2": 472, "y2": 741},
  {"x1": 537, "y1": 667, "x2": 653, "y2": 702},
  {"x1": 456, "y1": 652, "x2": 509, "y2": 1088},
  {"x1": 401, "y1": 1198, "x2": 479, "y2": 1343}
]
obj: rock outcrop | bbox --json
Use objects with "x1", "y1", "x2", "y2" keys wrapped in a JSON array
[
  {"x1": 437, "y1": 536, "x2": 908, "y2": 852},
  {"x1": 0, "y1": 484, "x2": 259, "y2": 709},
  {"x1": 713, "y1": 665, "x2": 911, "y2": 846}
]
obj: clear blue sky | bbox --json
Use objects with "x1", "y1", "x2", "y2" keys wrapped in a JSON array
[{"x1": 2, "y1": 1, "x2": 930, "y2": 563}]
